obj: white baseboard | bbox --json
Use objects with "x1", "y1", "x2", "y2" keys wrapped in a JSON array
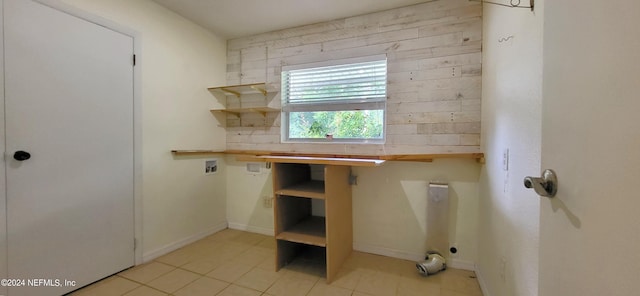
[
  {"x1": 188, "y1": 225, "x2": 478, "y2": 272},
  {"x1": 353, "y1": 242, "x2": 476, "y2": 271},
  {"x1": 448, "y1": 258, "x2": 476, "y2": 271},
  {"x1": 227, "y1": 222, "x2": 274, "y2": 236},
  {"x1": 142, "y1": 221, "x2": 228, "y2": 263},
  {"x1": 475, "y1": 266, "x2": 492, "y2": 296},
  {"x1": 353, "y1": 242, "x2": 424, "y2": 262}
]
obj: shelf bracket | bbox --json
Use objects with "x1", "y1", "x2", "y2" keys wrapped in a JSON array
[
  {"x1": 250, "y1": 85, "x2": 268, "y2": 96},
  {"x1": 219, "y1": 87, "x2": 241, "y2": 98}
]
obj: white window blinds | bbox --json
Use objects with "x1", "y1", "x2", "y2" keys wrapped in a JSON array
[{"x1": 282, "y1": 58, "x2": 387, "y2": 111}]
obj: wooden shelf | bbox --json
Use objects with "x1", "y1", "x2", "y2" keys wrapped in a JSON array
[
  {"x1": 248, "y1": 155, "x2": 386, "y2": 167},
  {"x1": 276, "y1": 216, "x2": 326, "y2": 247},
  {"x1": 208, "y1": 82, "x2": 270, "y2": 97},
  {"x1": 210, "y1": 106, "x2": 279, "y2": 117},
  {"x1": 273, "y1": 163, "x2": 351, "y2": 283},
  {"x1": 208, "y1": 82, "x2": 277, "y2": 121},
  {"x1": 170, "y1": 149, "x2": 485, "y2": 163},
  {"x1": 171, "y1": 150, "x2": 225, "y2": 156},
  {"x1": 276, "y1": 180, "x2": 325, "y2": 199},
  {"x1": 229, "y1": 150, "x2": 484, "y2": 163}
]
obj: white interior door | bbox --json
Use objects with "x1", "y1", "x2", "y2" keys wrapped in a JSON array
[
  {"x1": 540, "y1": 1, "x2": 640, "y2": 295},
  {"x1": 4, "y1": 0, "x2": 135, "y2": 295}
]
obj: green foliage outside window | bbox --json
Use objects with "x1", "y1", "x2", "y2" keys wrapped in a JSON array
[{"x1": 289, "y1": 110, "x2": 384, "y2": 139}]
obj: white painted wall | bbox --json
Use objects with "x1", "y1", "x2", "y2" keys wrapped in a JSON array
[
  {"x1": 226, "y1": 158, "x2": 481, "y2": 267},
  {"x1": 59, "y1": 0, "x2": 228, "y2": 259},
  {"x1": 225, "y1": 156, "x2": 275, "y2": 235},
  {"x1": 352, "y1": 160, "x2": 480, "y2": 266},
  {"x1": 477, "y1": 1, "x2": 543, "y2": 295}
]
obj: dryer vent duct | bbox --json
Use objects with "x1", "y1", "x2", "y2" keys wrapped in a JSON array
[{"x1": 416, "y1": 252, "x2": 447, "y2": 276}]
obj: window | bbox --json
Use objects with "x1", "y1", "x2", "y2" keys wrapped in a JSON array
[{"x1": 281, "y1": 56, "x2": 387, "y2": 143}]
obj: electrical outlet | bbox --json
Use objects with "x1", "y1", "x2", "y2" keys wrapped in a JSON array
[{"x1": 263, "y1": 196, "x2": 273, "y2": 208}]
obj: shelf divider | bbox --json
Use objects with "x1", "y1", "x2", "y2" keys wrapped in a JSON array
[
  {"x1": 276, "y1": 181, "x2": 325, "y2": 199},
  {"x1": 276, "y1": 216, "x2": 326, "y2": 247}
]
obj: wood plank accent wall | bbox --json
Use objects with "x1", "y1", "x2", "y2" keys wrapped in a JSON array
[{"x1": 223, "y1": 0, "x2": 482, "y2": 155}]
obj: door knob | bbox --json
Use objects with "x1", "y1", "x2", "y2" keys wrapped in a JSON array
[
  {"x1": 524, "y1": 169, "x2": 558, "y2": 197},
  {"x1": 13, "y1": 150, "x2": 31, "y2": 161}
]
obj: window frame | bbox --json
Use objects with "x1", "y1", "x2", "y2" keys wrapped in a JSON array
[{"x1": 280, "y1": 55, "x2": 388, "y2": 144}]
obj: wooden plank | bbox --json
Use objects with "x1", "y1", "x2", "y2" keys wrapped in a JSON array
[
  {"x1": 276, "y1": 216, "x2": 327, "y2": 247},
  {"x1": 170, "y1": 150, "x2": 225, "y2": 156},
  {"x1": 229, "y1": 151, "x2": 484, "y2": 162},
  {"x1": 276, "y1": 180, "x2": 325, "y2": 200},
  {"x1": 276, "y1": 232, "x2": 326, "y2": 247},
  {"x1": 221, "y1": 0, "x2": 482, "y2": 158},
  {"x1": 325, "y1": 165, "x2": 352, "y2": 283},
  {"x1": 258, "y1": 156, "x2": 385, "y2": 167},
  {"x1": 207, "y1": 82, "x2": 272, "y2": 95},
  {"x1": 210, "y1": 107, "x2": 279, "y2": 117},
  {"x1": 380, "y1": 153, "x2": 484, "y2": 160}
]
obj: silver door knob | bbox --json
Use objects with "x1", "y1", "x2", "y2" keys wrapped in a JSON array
[{"x1": 524, "y1": 169, "x2": 558, "y2": 197}]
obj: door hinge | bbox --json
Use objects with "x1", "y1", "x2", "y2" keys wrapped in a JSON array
[{"x1": 133, "y1": 54, "x2": 136, "y2": 66}]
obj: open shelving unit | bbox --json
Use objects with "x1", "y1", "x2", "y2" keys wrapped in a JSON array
[
  {"x1": 275, "y1": 180, "x2": 325, "y2": 199},
  {"x1": 272, "y1": 162, "x2": 352, "y2": 283},
  {"x1": 208, "y1": 82, "x2": 279, "y2": 117}
]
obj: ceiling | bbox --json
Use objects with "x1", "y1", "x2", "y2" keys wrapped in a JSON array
[{"x1": 152, "y1": 0, "x2": 432, "y2": 39}]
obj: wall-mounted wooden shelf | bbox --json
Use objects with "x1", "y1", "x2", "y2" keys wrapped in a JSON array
[
  {"x1": 171, "y1": 150, "x2": 225, "y2": 156},
  {"x1": 208, "y1": 82, "x2": 277, "y2": 124},
  {"x1": 208, "y1": 82, "x2": 270, "y2": 97},
  {"x1": 210, "y1": 107, "x2": 279, "y2": 117}
]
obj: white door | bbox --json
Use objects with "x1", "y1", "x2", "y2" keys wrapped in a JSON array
[
  {"x1": 4, "y1": 1, "x2": 135, "y2": 295},
  {"x1": 539, "y1": 0, "x2": 640, "y2": 295}
]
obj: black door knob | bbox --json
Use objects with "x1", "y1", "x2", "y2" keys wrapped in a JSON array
[{"x1": 13, "y1": 151, "x2": 31, "y2": 161}]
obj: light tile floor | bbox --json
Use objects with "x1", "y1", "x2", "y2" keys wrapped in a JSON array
[{"x1": 70, "y1": 229, "x2": 483, "y2": 296}]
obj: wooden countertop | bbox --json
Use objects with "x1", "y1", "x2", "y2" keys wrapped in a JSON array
[{"x1": 171, "y1": 149, "x2": 485, "y2": 166}]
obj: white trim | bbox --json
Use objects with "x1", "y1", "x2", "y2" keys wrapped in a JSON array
[
  {"x1": 353, "y1": 242, "x2": 424, "y2": 262},
  {"x1": 142, "y1": 222, "x2": 228, "y2": 263},
  {"x1": 227, "y1": 222, "x2": 275, "y2": 236},
  {"x1": 282, "y1": 54, "x2": 388, "y2": 72},
  {"x1": 449, "y1": 259, "x2": 476, "y2": 271},
  {"x1": 34, "y1": 0, "x2": 137, "y2": 38},
  {"x1": 475, "y1": 267, "x2": 492, "y2": 296},
  {"x1": 353, "y1": 242, "x2": 477, "y2": 271},
  {"x1": 219, "y1": 227, "x2": 478, "y2": 272}
]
